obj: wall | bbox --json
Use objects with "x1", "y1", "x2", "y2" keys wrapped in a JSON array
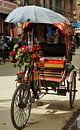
[{"x1": 0, "y1": 0, "x2": 18, "y2": 35}]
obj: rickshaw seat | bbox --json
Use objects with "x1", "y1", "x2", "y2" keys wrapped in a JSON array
[{"x1": 39, "y1": 42, "x2": 66, "y2": 83}]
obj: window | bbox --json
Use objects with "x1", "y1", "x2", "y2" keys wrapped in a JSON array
[
  {"x1": 44, "y1": 0, "x2": 45, "y2": 7},
  {"x1": 55, "y1": 0, "x2": 61, "y2": 13},
  {"x1": 50, "y1": 0, "x2": 52, "y2": 9}
]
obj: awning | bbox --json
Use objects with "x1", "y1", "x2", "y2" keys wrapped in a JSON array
[{"x1": 0, "y1": 0, "x2": 18, "y2": 14}]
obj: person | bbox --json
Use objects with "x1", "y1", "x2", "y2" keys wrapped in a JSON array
[
  {"x1": 75, "y1": 33, "x2": 79, "y2": 48},
  {"x1": 0, "y1": 36, "x2": 5, "y2": 63},
  {"x1": 4, "y1": 36, "x2": 11, "y2": 58},
  {"x1": 18, "y1": 34, "x2": 27, "y2": 47},
  {"x1": 71, "y1": 34, "x2": 76, "y2": 53},
  {"x1": 18, "y1": 34, "x2": 22, "y2": 42}
]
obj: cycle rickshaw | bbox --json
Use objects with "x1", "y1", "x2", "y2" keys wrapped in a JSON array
[
  {"x1": 9, "y1": 22, "x2": 77, "y2": 130},
  {"x1": 5, "y1": 5, "x2": 77, "y2": 130}
]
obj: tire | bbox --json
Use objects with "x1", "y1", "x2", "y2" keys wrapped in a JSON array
[
  {"x1": 69, "y1": 74, "x2": 76, "y2": 109},
  {"x1": 11, "y1": 83, "x2": 32, "y2": 129}
]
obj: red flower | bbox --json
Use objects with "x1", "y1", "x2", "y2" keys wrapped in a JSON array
[
  {"x1": 36, "y1": 46, "x2": 41, "y2": 51},
  {"x1": 22, "y1": 45, "x2": 29, "y2": 52},
  {"x1": 9, "y1": 59, "x2": 16, "y2": 63},
  {"x1": 31, "y1": 53, "x2": 36, "y2": 59},
  {"x1": 10, "y1": 51, "x2": 16, "y2": 57},
  {"x1": 17, "y1": 71, "x2": 24, "y2": 77},
  {"x1": 31, "y1": 45, "x2": 41, "y2": 53},
  {"x1": 31, "y1": 53, "x2": 40, "y2": 61}
]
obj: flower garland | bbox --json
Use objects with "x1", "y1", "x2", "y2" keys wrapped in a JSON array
[{"x1": 9, "y1": 43, "x2": 42, "y2": 82}]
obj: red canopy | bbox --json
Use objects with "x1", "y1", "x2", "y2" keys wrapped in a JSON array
[
  {"x1": 54, "y1": 22, "x2": 65, "y2": 33},
  {"x1": 23, "y1": 22, "x2": 30, "y2": 29}
]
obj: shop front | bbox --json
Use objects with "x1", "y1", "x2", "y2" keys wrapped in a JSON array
[{"x1": 0, "y1": 0, "x2": 18, "y2": 35}]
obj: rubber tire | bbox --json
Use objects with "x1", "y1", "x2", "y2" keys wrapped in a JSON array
[
  {"x1": 11, "y1": 83, "x2": 32, "y2": 129},
  {"x1": 69, "y1": 74, "x2": 76, "y2": 109}
]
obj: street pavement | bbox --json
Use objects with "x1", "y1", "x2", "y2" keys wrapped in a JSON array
[
  {"x1": 0, "y1": 62, "x2": 17, "y2": 101},
  {"x1": 0, "y1": 48, "x2": 80, "y2": 130}
]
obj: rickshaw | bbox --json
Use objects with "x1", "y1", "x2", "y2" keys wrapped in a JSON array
[
  {"x1": 4, "y1": 4, "x2": 78, "y2": 129},
  {"x1": 9, "y1": 22, "x2": 77, "y2": 130}
]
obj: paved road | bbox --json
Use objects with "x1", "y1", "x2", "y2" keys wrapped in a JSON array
[
  {"x1": 0, "y1": 62, "x2": 17, "y2": 101},
  {"x1": 72, "y1": 47, "x2": 80, "y2": 68},
  {"x1": 0, "y1": 47, "x2": 80, "y2": 130}
]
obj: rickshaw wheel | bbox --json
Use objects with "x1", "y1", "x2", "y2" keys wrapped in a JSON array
[
  {"x1": 11, "y1": 83, "x2": 32, "y2": 130},
  {"x1": 69, "y1": 74, "x2": 76, "y2": 109}
]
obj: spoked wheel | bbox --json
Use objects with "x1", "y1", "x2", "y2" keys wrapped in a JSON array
[
  {"x1": 11, "y1": 83, "x2": 32, "y2": 130},
  {"x1": 69, "y1": 73, "x2": 76, "y2": 109}
]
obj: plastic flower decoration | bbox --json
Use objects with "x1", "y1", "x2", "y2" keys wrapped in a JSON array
[
  {"x1": 9, "y1": 43, "x2": 42, "y2": 82},
  {"x1": 9, "y1": 50, "x2": 17, "y2": 63},
  {"x1": 16, "y1": 71, "x2": 24, "y2": 81}
]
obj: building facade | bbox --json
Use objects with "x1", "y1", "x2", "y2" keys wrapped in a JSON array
[
  {"x1": 39, "y1": 0, "x2": 78, "y2": 25},
  {"x1": 0, "y1": 0, "x2": 18, "y2": 35},
  {"x1": 38, "y1": 0, "x2": 76, "y2": 22},
  {"x1": 17, "y1": 0, "x2": 76, "y2": 22},
  {"x1": 76, "y1": 0, "x2": 80, "y2": 25}
]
